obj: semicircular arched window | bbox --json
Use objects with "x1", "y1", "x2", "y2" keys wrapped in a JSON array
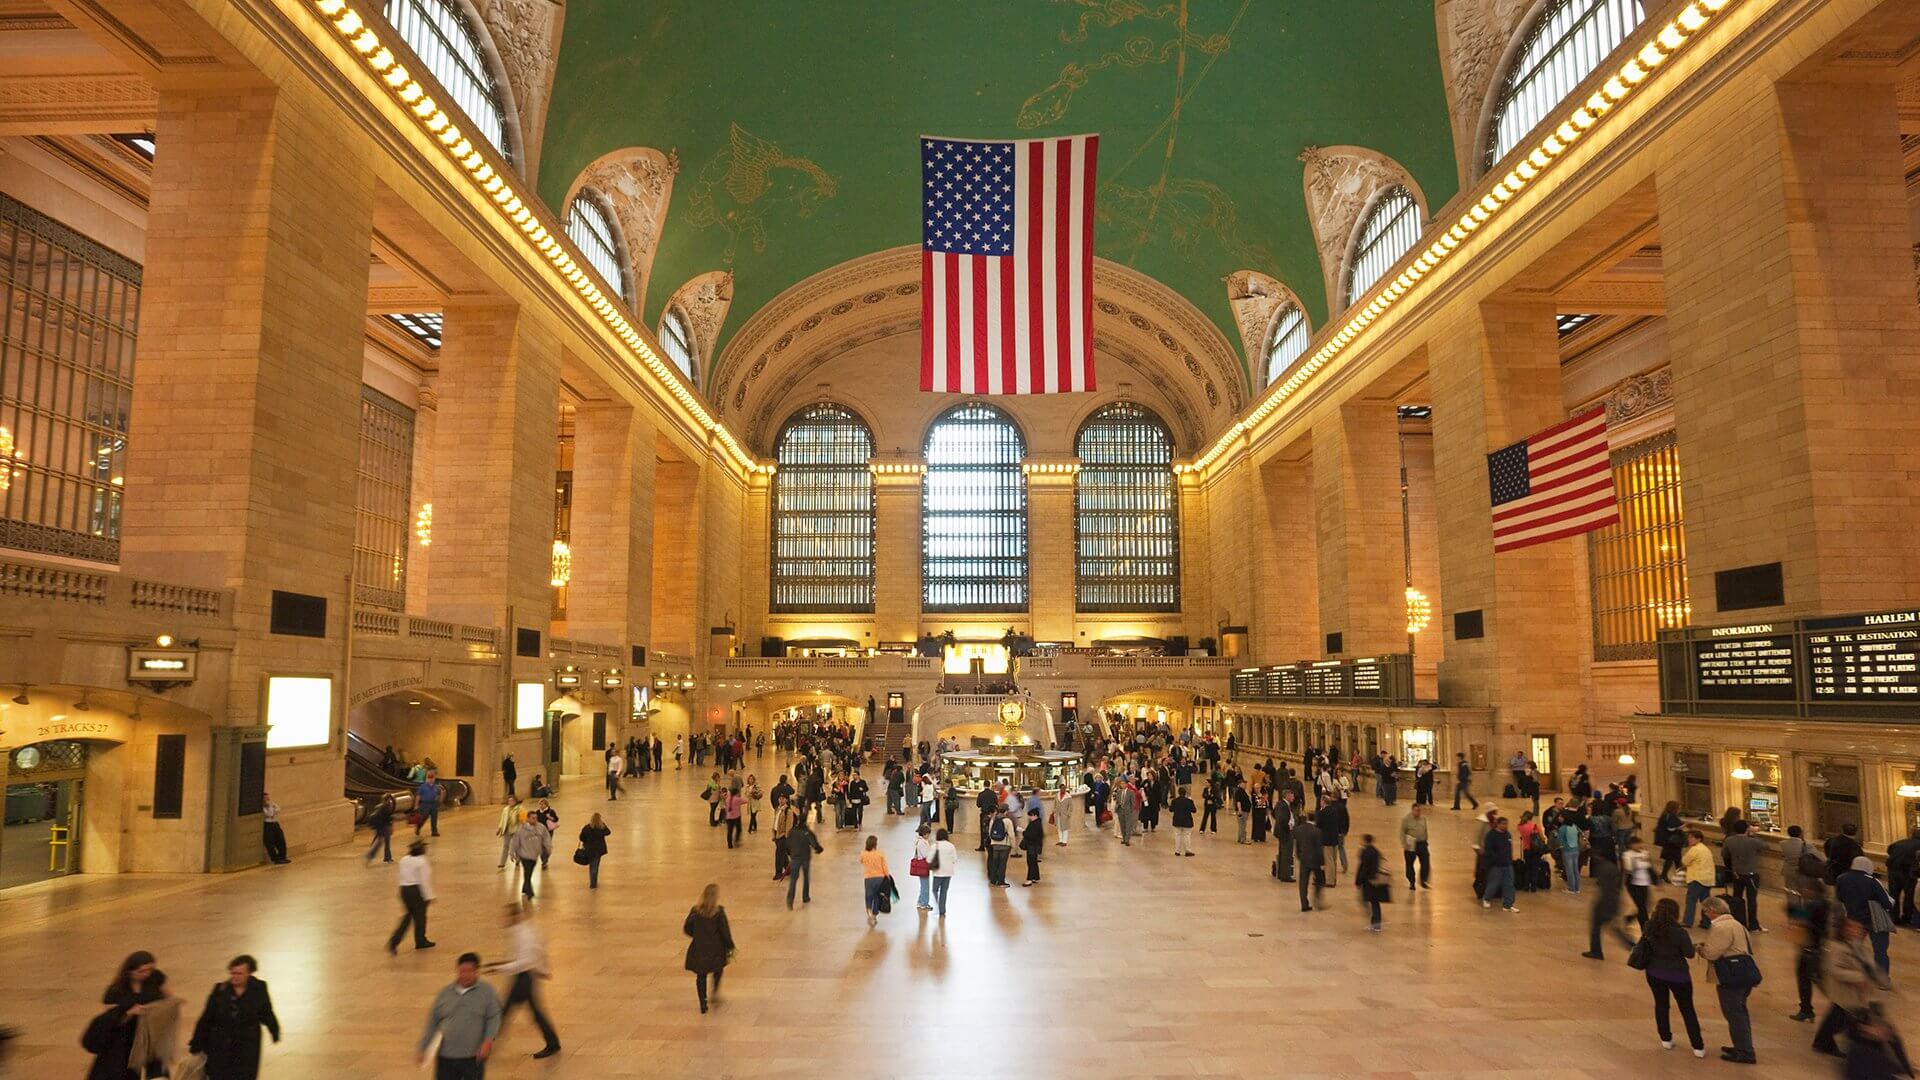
[
  {"x1": 659, "y1": 307, "x2": 696, "y2": 382},
  {"x1": 772, "y1": 404, "x2": 874, "y2": 613},
  {"x1": 1262, "y1": 304, "x2": 1311, "y2": 386},
  {"x1": 565, "y1": 191, "x2": 628, "y2": 307},
  {"x1": 382, "y1": 0, "x2": 510, "y2": 160},
  {"x1": 923, "y1": 403, "x2": 1027, "y2": 612},
  {"x1": 1075, "y1": 402, "x2": 1178, "y2": 612},
  {"x1": 1344, "y1": 186, "x2": 1421, "y2": 308},
  {"x1": 1487, "y1": 0, "x2": 1646, "y2": 169}
]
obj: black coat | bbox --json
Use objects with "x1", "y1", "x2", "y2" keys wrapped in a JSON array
[
  {"x1": 683, "y1": 907, "x2": 734, "y2": 974},
  {"x1": 190, "y1": 977, "x2": 281, "y2": 1080},
  {"x1": 1357, "y1": 845, "x2": 1390, "y2": 903},
  {"x1": 1292, "y1": 821, "x2": 1325, "y2": 868},
  {"x1": 578, "y1": 823, "x2": 611, "y2": 859},
  {"x1": 87, "y1": 974, "x2": 168, "y2": 1080},
  {"x1": 1317, "y1": 799, "x2": 1349, "y2": 842}
]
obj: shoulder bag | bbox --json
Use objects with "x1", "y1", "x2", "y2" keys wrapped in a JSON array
[{"x1": 1712, "y1": 926, "x2": 1763, "y2": 989}]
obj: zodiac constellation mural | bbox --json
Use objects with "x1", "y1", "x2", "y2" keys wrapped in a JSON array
[{"x1": 681, "y1": 122, "x2": 839, "y2": 265}]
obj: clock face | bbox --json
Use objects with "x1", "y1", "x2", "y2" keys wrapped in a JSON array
[
  {"x1": 13, "y1": 745, "x2": 41, "y2": 771},
  {"x1": 998, "y1": 700, "x2": 1023, "y2": 724}
]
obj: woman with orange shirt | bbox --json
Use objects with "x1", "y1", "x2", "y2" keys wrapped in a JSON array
[{"x1": 860, "y1": 835, "x2": 891, "y2": 928}]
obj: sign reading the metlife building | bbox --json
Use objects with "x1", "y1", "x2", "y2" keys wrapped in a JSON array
[{"x1": 1806, "y1": 610, "x2": 1920, "y2": 701}]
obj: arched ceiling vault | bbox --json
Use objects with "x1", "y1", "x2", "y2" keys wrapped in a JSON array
[
  {"x1": 538, "y1": 2, "x2": 1459, "y2": 378},
  {"x1": 712, "y1": 246, "x2": 1245, "y2": 455}
]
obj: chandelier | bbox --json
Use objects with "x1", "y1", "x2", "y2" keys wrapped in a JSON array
[
  {"x1": 0, "y1": 426, "x2": 18, "y2": 492},
  {"x1": 413, "y1": 502, "x2": 433, "y2": 547},
  {"x1": 1404, "y1": 587, "x2": 1432, "y2": 634},
  {"x1": 550, "y1": 539, "x2": 572, "y2": 587}
]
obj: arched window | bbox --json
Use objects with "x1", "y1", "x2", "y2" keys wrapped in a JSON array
[
  {"x1": 566, "y1": 191, "x2": 628, "y2": 306},
  {"x1": 383, "y1": 0, "x2": 510, "y2": 160},
  {"x1": 659, "y1": 307, "x2": 696, "y2": 382},
  {"x1": 1075, "y1": 402, "x2": 1178, "y2": 612},
  {"x1": 923, "y1": 403, "x2": 1026, "y2": 611},
  {"x1": 772, "y1": 404, "x2": 874, "y2": 612},
  {"x1": 1262, "y1": 304, "x2": 1311, "y2": 385},
  {"x1": 1487, "y1": 0, "x2": 1646, "y2": 168},
  {"x1": 1344, "y1": 186, "x2": 1420, "y2": 307}
]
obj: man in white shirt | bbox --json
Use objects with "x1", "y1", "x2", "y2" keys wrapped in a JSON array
[
  {"x1": 488, "y1": 904, "x2": 560, "y2": 1059},
  {"x1": 261, "y1": 793, "x2": 290, "y2": 864},
  {"x1": 605, "y1": 751, "x2": 623, "y2": 801},
  {"x1": 387, "y1": 840, "x2": 436, "y2": 954}
]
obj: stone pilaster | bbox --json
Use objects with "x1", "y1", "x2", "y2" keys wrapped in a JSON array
[
  {"x1": 1025, "y1": 457, "x2": 1078, "y2": 642},
  {"x1": 565, "y1": 401, "x2": 656, "y2": 649},
  {"x1": 1430, "y1": 297, "x2": 1589, "y2": 778},
  {"x1": 1401, "y1": 426, "x2": 1445, "y2": 689},
  {"x1": 650, "y1": 457, "x2": 703, "y2": 656},
  {"x1": 1313, "y1": 400, "x2": 1409, "y2": 657},
  {"x1": 871, "y1": 456, "x2": 924, "y2": 644},
  {"x1": 425, "y1": 303, "x2": 562, "y2": 633},
  {"x1": 1659, "y1": 78, "x2": 1920, "y2": 617},
  {"x1": 1251, "y1": 448, "x2": 1319, "y2": 664}
]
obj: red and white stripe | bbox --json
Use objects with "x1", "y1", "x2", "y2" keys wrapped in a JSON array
[
  {"x1": 1491, "y1": 405, "x2": 1619, "y2": 553},
  {"x1": 921, "y1": 135, "x2": 1097, "y2": 394}
]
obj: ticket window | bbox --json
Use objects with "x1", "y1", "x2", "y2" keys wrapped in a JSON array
[
  {"x1": 1736, "y1": 755, "x2": 1781, "y2": 833},
  {"x1": 1900, "y1": 770, "x2": 1920, "y2": 835},
  {"x1": 1400, "y1": 729, "x2": 1435, "y2": 769},
  {"x1": 1813, "y1": 764, "x2": 1862, "y2": 843}
]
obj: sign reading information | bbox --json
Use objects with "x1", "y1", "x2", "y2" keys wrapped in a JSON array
[
  {"x1": 1692, "y1": 626, "x2": 1798, "y2": 701},
  {"x1": 1658, "y1": 609, "x2": 1920, "y2": 719}
]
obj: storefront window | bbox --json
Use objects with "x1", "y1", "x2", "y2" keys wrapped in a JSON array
[
  {"x1": 1400, "y1": 728, "x2": 1435, "y2": 768},
  {"x1": 1736, "y1": 754, "x2": 1780, "y2": 833}
]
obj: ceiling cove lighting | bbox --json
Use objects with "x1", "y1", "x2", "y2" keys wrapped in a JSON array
[
  {"x1": 1176, "y1": 0, "x2": 1738, "y2": 479},
  {"x1": 304, "y1": 0, "x2": 761, "y2": 475}
]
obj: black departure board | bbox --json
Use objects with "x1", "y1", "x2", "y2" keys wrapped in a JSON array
[
  {"x1": 1302, "y1": 665, "x2": 1345, "y2": 697},
  {"x1": 1692, "y1": 627, "x2": 1798, "y2": 701},
  {"x1": 1806, "y1": 610, "x2": 1920, "y2": 702},
  {"x1": 1350, "y1": 659, "x2": 1386, "y2": 698},
  {"x1": 1227, "y1": 655, "x2": 1414, "y2": 706}
]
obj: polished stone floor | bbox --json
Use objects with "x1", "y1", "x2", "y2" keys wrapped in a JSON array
[{"x1": 0, "y1": 753, "x2": 1909, "y2": 1078}]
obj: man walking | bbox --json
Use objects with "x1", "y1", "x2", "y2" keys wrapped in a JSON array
[
  {"x1": 1699, "y1": 896, "x2": 1759, "y2": 1064},
  {"x1": 416, "y1": 952, "x2": 501, "y2": 1079},
  {"x1": 771, "y1": 794, "x2": 794, "y2": 881},
  {"x1": 1580, "y1": 850, "x2": 1632, "y2": 960},
  {"x1": 1452, "y1": 753, "x2": 1478, "y2": 811},
  {"x1": 490, "y1": 904, "x2": 561, "y2": 1059},
  {"x1": 605, "y1": 749, "x2": 623, "y2": 801},
  {"x1": 508, "y1": 816, "x2": 550, "y2": 900},
  {"x1": 785, "y1": 815, "x2": 823, "y2": 907},
  {"x1": 387, "y1": 839, "x2": 436, "y2": 954},
  {"x1": 1722, "y1": 819, "x2": 1764, "y2": 931},
  {"x1": 1292, "y1": 811, "x2": 1325, "y2": 911},
  {"x1": 1271, "y1": 789, "x2": 1297, "y2": 881},
  {"x1": 416, "y1": 769, "x2": 442, "y2": 837},
  {"x1": 1399, "y1": 804, "x2": 1430, "y2": 890}
]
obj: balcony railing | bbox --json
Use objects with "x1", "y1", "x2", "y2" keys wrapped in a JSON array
[
  {"x1": 0, "y1": 557, "x2": 230, "y2": 620},
  {"x1": 352, "y1": 607, "x2": 499, "y2": 655}
]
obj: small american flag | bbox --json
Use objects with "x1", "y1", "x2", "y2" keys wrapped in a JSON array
[
  {"x1": 920, "y1": 134, "x2": 1098, "y2": 394},
  {"x1": 1487, "y1": 405, "x2": 1619, "y2": 553}
]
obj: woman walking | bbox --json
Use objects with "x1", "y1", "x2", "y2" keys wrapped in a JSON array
[
  {"x1": 683, "y1": 884, "x2": 733, "y2": 1014},
  {"x1": 930, "y1": 828, "x2": 958, "y2": 917},
  {"x1": 746, "y1": 775, "x2": 763, "y2": 833},
  {"x1": 861, "y1": 834, "x2": 892, "y2": 928},
  {"x1": 188, "y1": 955, "x2": 280, "y2": 1080},
  {"x1": 912, "y1": 824, "x2": 935, "y2": 911},
  {"x1": 578, "y1": 813, "x2": 611, "y2": 889},
  {"x1": 724, "y1": 786, "x2": 745, "y2": 849},
  {"x1": 1628, "y1": 898, "x2": 1706, "y2": 1057},
  {"x1": 86, "y1": 951, "x2": 174, "y2": 1080},
  {"x1": 1356, "y1": 834, "x2": 1389, "y2": 931}
]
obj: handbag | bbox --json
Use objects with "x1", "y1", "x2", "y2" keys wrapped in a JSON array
[
  {"x1": 909, "y1": 856, "x2": 930, "y2": 877},
  {"x1": 1870, "y1": 899, "x2": 1894, "y2": 934},
  {"x1": 1714, "y1": 951, "x2": 1763, "y2": 989},
  {"x1": 172, "y1": 1053, "x2": 209, "y2": 1080},
  {"x1": 571, "y1": 846, "x2": 591, "y2": 866}
]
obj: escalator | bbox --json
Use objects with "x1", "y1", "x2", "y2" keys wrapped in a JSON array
[{"x1": 345, "y1": 731, "x2": 472, "y2": 823}]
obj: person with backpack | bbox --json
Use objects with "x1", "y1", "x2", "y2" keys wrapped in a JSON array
[
  {"x1": 986, "y1": 809, "x2": 1014, "y2": 887},
  {"x1": 1836, "y1": 856, "x2": 1899, "y2": 974},
  {"x1": 1700, "y1": 896, "x2": 1760, "y2": 1064},
  {"x1": 974, "y1": 785, "x2": 999, "y2": 852}
]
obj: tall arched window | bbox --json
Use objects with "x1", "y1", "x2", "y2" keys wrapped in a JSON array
[
  {"x1": 566, "y1": 191, "x2": 628, "y2": 307},
  {"x1": 659, "y1": 307, "x2": 696, "y2": 382},
  {"x1": 1344, "y1": 186, "x2": 1421, "y2": 307},
  {"x1": 1487, "y1": 0, "x2": 1645, "y2": 169},
  {"x1": 383, "y1": 0, "x2": 510, "y2": 159},
  {"x1": 923, "y1": 403, "x2": 1026, "y2": 611},
  {"x1": 1262, "y1": 304, "x2": 1311, "y2": 385},
  {"x1": 1075, "y1": 402, "x2": 1178, "y2": 612},
  {"x1": 772, "y1": 404, "x2": 874, "y2": 612}
]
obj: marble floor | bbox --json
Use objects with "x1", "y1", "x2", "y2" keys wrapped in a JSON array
[{"x1": 0, "y1": 756, "x2": 1910, "y2": 1079}]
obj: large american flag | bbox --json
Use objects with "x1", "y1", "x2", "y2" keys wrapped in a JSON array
[
  {"x1": 1487, "y1": 405, "x2": 1619, "y2": 553},
  {"x1": 920, "y1": 134, "x2": 1098, "y2": 394}
]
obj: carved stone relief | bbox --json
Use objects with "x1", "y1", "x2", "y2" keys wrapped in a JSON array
[
  {"x1": 572, "y1": 147, "x2": 678, "y2": 310},
  {"x1": 479, "y1": 0, "x2": 564, "y2": 177},
  {"x1": 1600, "y1": 367, "x2": 1673, "y2": 427},
  {"x1": 664, "y1": 271, "x2": 734, "y2": 388},
  {"x1": 1224, "y1": 270, "x2": 1307, "y2": 378},
  {"x1": 1298, "y1": 145, "x2": 1423, "y2": 310},
  {"x1": 1437, "y1": 0, "x2": 1532, "y2": 180}
]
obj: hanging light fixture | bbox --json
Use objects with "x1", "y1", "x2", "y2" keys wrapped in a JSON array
[
  {"x1": 1730, "y1": 766, "x2": 1755, "y2": 781},
  {"x1": 1405, "y1": 587, "x2": 1432, "y2": 634},
  {"x1": 1897, "y1": 782, "x2": 1920, "y2": 800},
  {"x1": 1618, "y1": 752, "x2": 1636, "y2": 766},
  {"x1": 0, "y1": 425, "x2": 19, "y2": 492},
  {"x1": 414, "y1": 503, "x2": 433, "y2": 547},
  {"x1": 549, "y1": 540, "x2": 572, "y2": 587}
]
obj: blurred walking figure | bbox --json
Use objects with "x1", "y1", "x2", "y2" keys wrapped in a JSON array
[
  {"x1": 387, "y1": 840, "x2": 436, "y2": 954},
  {"x1": 488, "y1": 904, "x2": 561, "y2": 1060},
  {"x1": 683, "y1": 884, "x2": 734, "y2": 1014}
]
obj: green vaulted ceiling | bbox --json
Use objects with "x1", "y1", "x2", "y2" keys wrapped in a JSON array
[{"x1": 539, "y1": 1, "x2": 1460, "y2": 382}]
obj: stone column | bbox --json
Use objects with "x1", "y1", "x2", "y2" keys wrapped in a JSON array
[
  {"x1": 1251, "y1": 447, "x2": 1319, "y2": 664},
  {"x1": 1025, "y1": 457, "x2": 1078, "y2": 642},
  {"x1": 1659, "y1": 78, "x2": 1920, "y2": 617},
  {"x1": 737, "y1": 468, "x2": 772, "y2": 652},
  {"x1": 565, "y1": 401, "x2": 656, "y2": 651},
  {"x1": 650, "y1": 456, "x2": 703, "y2": 656},
  {"x1": 119, "y1": 85, "x2": 375, "y2": 859},
  {"x1": 1430, "y1": 297, "x2": 1590, "y2": 778},
  {"x1": 425, "y1": 302, "x2": 562, "y2": 634},
  {"x1": 1313, "y1": 399, "x2": 1409, "y2": 657},
  {"x1": 871, "y1": 456, "x2": 923, "y2": 644},
  {"x1": 1401, "y1": 425, "x2": 1445, "y2": 692}
]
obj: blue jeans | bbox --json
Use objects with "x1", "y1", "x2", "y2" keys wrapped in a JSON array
[
  {"x1": 864, "y1": 875, "x2": 886, "y2": 914},
  {"x1": 588, "y1": 856, "x2": 601, "y2": 888},
  {"x1": 787, "y1": 860, "x2": 811, "y2": 904},
  {"x1": 417, "y1": 803, "x2": 439, "y2": 835},
  {"x1": 931, "y1": 875, "x2": 952, "y2": 915},
  {"x1": 917, "y1": 873, "x2": 931, "y2": 907},
  {"x1": 1483, "y1": 864, "x2": 1516, "y2": 908},
  {"x1": 1561, "y1": 849, "x2": 1581, "y2": 892},
  {"x1": 1683, "y1": 882, "x2": 1712, "y2": 927}
]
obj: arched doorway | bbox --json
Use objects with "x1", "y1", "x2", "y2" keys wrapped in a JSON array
[{"x1": 347, "y1": 688, "x2": 487, "y2": 808}]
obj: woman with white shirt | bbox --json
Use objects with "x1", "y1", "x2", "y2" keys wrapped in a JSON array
[
  {"x1": 929, "y1": 828, "x2": 959, "y2": 918},
  {"x1": 912, "y1": 824, "x2": 936, "y2": 910}
]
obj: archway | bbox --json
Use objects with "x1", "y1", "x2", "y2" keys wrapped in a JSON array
[
  {"x1": 347, "y1": 688, "x2": 488, "y2": 809},
  {"x1": 1090, "y1": 689, "x2": 1224, "y2": 744}
]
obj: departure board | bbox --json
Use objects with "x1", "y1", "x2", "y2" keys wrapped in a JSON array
[
  {"x1": 1349, "y1": 659, "x2": 1386, "y2": 698},
  {"x1": 1692, "y1": 626, "x2": 1798, "y2": 701},
  {"x1": 1227, "y1": 655, "x2": 1415, "y2": 706},
  {"x1": 1302, "y1": 665, "x2": 1346, "y2": 697},
  {"x1": 1806, "y1": 610, "x2": 1920, "y2": 701}
]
